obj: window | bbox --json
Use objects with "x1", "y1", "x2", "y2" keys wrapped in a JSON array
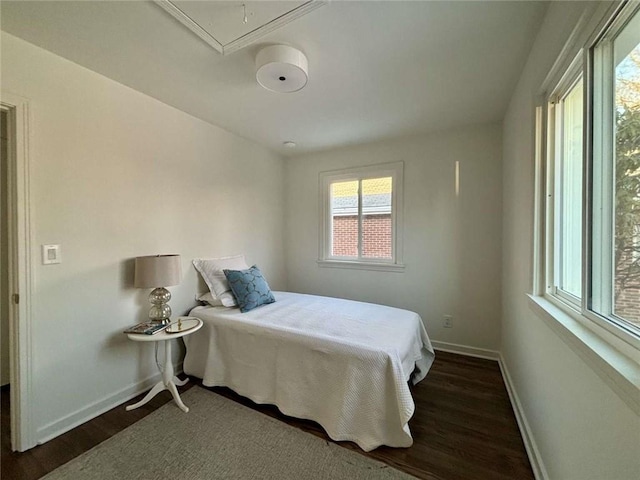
[
  {"x1": 541, "y1": 3, "x2": 640, "y2": 343},
  {"x1": 319, "y1": 162, "x2": 404, "y2": 270},
  {"x1": 592, "y1": 5, "x2": 640, "y2": 336},
  {"x1": 548, "y1": 72, "x2": 584, "y2": 305}
]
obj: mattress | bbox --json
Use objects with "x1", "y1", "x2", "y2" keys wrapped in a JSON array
[{"x1": 183, "y1": 291, "x2": 435, "y2": 451}]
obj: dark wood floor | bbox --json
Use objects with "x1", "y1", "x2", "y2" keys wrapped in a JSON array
[{"x1": 1, "y1": 351, "x2": 533, "y2": 480}]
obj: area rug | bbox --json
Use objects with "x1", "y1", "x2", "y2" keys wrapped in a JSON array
[{"x1": 43, "y1": 386, "x2": 416, "y2": 479}]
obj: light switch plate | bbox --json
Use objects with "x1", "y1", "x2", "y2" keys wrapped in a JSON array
[{"x1": 42, "y1": 244, "x2": 61, "y2": 265}]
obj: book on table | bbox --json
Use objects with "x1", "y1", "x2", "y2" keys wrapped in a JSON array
[{"x1": 123, "y1": 322, "x2": 166, "y2": 335}]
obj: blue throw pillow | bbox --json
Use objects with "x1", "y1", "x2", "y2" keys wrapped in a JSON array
[{"x1": 223, "y1": 265, "x2": 275, "y2": 313}]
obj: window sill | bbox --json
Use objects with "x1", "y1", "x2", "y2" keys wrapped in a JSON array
[
  {"x1": 317, "y1": 260, "x2": 405, "y2": 272},
  {"x1": 527, "y1": 294, "x2": 640, "y2": 415}
]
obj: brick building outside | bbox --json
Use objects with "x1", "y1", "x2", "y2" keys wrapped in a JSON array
[
  {"x1": 331, "y1": 178, "x2": 392, "y2": 259},
  {"x1": 614, "y1": 246, "x2": 640, "y2": 327},
  {"x1": 614, "y1": 287, "x2": 640, "y2": 325}
]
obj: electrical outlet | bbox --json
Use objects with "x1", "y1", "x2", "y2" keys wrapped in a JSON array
[{"x1": 443, "y1": 315, "x2": 453, "y2": 328}]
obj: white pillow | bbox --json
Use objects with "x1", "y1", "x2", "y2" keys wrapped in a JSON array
[
  {"x1": 197, "y1": 291, "x2": 223, "y2": 307},
  {"x1": 193, "y1": 255, "x2": 249, "y2": 307}
]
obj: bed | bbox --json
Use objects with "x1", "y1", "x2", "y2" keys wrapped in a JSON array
[{"x1": 183, "y1": 291, "x2": 435, "y2": 451}]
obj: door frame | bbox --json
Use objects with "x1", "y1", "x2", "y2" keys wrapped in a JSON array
[{"x1": 2, "y1": 91, "x2": 35, "y2": 451}]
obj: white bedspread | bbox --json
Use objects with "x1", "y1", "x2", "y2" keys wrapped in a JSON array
[{"x1": 183, "y1": 291, "x2": 435, "y2": 451}]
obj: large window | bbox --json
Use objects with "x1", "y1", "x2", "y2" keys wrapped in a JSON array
[
  {"x1": 612, "y1": 14, "x2": 640, "y2": 330},
  {"x1": 549, "y1": 73, "x2": 584, "y2": 305},
  {"x1": 592, "y1": 5, "x2": 640, "y2": 335},
  {"x1": 542, "y1": 3, "x2": 640, "y2": 342},
  {"x1": 319, "y1": 162, "x2": 403, "y2": 270}
]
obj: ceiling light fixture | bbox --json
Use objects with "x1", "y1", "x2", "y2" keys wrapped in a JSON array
[
  {"x1": 256, "y1": 45, "x2": 308, "y2": 93},
  {"x1": 283, "y1": 141, "x2": 297, "y2": 148}
]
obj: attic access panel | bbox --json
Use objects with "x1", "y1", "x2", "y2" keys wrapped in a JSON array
[{"x1": 154, "y1": 0, "x2": 325, "y2": 55}]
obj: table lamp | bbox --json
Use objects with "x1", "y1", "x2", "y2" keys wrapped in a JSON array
[{"x1": 134, "y1": 254, "x2": 182, "y2": 324}]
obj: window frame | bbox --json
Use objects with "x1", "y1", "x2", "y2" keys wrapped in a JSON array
[
  {"x1": 546, "y1": 59, "x2": 585, "y2": 309},
  {"x1": 531, "y1": 2, "x2": 640, "y2": 416},
  {"x1": 589, "y1": 2, "x2": 640, "y2": 340},
  {"x1": 318, "y1": 161, "x2": 404, "y2": 272},
  {"x1": 535, "y1": 0, "x2": 640, "y2": 354}
]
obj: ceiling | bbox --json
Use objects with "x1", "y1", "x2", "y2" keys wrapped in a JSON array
[{"x1": 0, "y1": 1, "x2": 548, "y2": 155}]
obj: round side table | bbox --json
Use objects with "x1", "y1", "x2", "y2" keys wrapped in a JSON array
[{"x1": 125, "y1": 318, "x2": 203, "y2": 413}]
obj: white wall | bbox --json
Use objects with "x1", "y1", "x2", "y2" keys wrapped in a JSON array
[
  {"x1": 285, "y1": 125, "x2": 502, "y2": 351},
  {"x1": 502, "y1": 2, "x2": 640, "y2": 479},
  {"x1": 1, "y1": 32, "x2": 286, "y2": 444}
]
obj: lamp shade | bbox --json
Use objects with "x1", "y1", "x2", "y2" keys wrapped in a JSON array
[{"x1": 134, "y1": 254, "x2": 182, "y2": 288}]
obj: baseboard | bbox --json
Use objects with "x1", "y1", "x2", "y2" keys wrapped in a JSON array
[
  {"x1": 431, "y1": 340, "x2": 500, "y2": 360},
  {"x1": 36, "y1": 363, "x2": 183, "y2": 445},
  {"x1": 498, "y1": 355, "x2": 548, "y2": 480}
]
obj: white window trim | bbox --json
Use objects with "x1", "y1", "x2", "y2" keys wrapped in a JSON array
[
  {"x1": 531, "y1": 0, "x2": 640, "y2": 415},
  {"x1": 546, "y1": 58, "x2": 584, "y2": 308},
  {"x1": 318, "y1": 161, "x2": 404, "y2": 272}
]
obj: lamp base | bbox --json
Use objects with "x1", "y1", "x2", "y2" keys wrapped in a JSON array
[{"x1": 148, "y1": 287, "x2": 172, "y2": 325}]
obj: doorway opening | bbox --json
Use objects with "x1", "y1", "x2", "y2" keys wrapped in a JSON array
[
  {"x1": 1, "y1": 108, "x2": 10, "y2": 452},
  {"x1": 1, "y1": 94, "x2": 34, "y2": 452},
  {"x1": 1, "y1": 110, "x2": 10, "y2": 387}
]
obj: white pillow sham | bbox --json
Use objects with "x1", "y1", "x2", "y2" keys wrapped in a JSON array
[
  {"x1": 193, "y1": 255, "x2": 248, "y2": 307},
  {"x1": 197, "y1": 291, "x2": 223, "y2": 307}
]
